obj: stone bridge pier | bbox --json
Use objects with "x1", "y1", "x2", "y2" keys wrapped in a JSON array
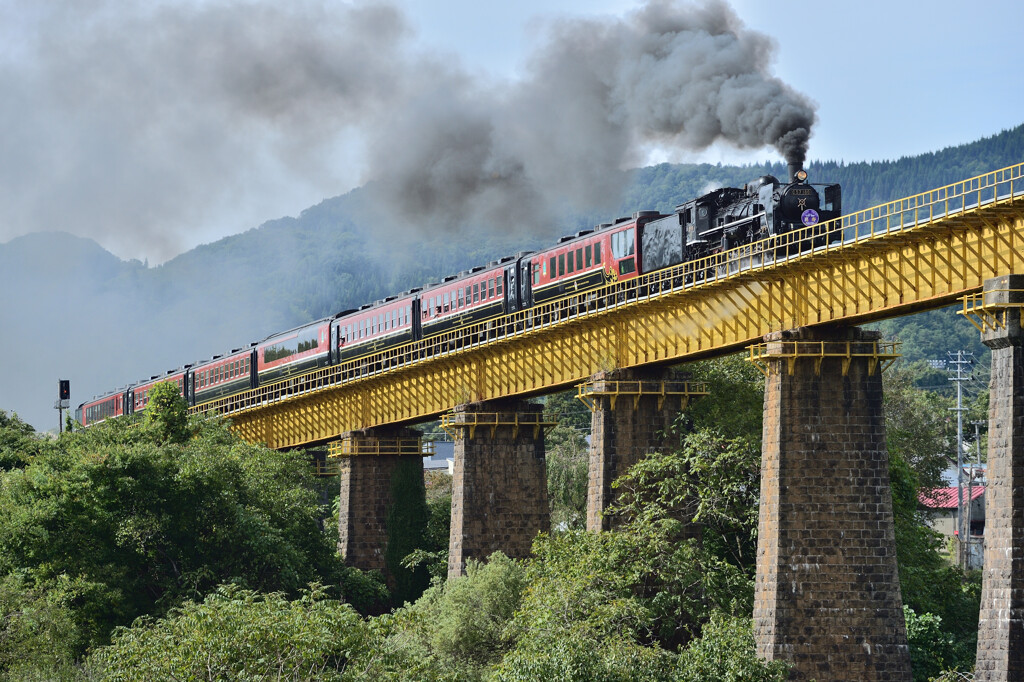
[
  {"x1": 336, "y1": 426, "x2": 426, "y2": 585},
  {"x1": 752, "y1": 326, "x2": 912, "y2": 681},
  {"x1": 445, "y1": 399, "x2": 553, "y2": 579},
  {"x1": 972, "y1": 274, "x2": 1024, "y2": 681},
  {"x1": 582, "y1": 367, "x2": 704, "y2": 530}
]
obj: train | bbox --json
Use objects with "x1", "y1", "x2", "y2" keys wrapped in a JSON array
[{"x1": 77, "y1": 166, "x2": 840, "y2": 426}]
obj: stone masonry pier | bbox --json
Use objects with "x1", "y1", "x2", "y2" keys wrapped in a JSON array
[
  {"x1": 336, "y1": 426, "x2": 424, "y2": 582},
  {"x1": 752, "y1": 326, "x2": 911, "y2": 681},
  {"x1": 582, "y1": 367, "x2": 703, "y2": 530},
  {"x1": 446, "y1": 399, "x2": 552, "y2": 579},
  {"x1": 972, "y1": 274, "x2": 1024, "y2": 681}
]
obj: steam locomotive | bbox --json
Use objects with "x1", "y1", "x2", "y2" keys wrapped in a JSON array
[{"x1": 77, "y1": 167, "x2": 840, "y2": 426}]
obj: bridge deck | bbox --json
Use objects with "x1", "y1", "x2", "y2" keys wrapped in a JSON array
[{"x1": 195, "y1": 163, "x2": 1024, "y2": 449}]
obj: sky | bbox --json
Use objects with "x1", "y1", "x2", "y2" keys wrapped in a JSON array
[{"x1": 0, "y1": 0, "x2": 1021, "y2": 264}]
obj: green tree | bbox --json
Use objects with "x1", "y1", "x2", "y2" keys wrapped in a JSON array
[
  {"x1": 87, "y1": 584, "x2": 371, "y2": 681},
  {"x1": 884, "y1": 363, "x2": 954, "y2": 489},
  {"x1": 679, "y1": 354, "x2": 765, "y2": 439},
  {"x1": 385, "y1": 456, "x2": 430, "y2": 606},
  {"x1": 673, "y1": 613, "x2": 788, "y2": 682},
  {"x1": 365, "y1": 553, "x2": 527, "y2": 681},
  {"x1": 0, "y1": 572, "x2": 81, "y2": 681},
  {"x1": 545, "y1": 423, "x2": 589, "y2": 530},
  {"x1": 142, "y1": 381, "x2": 188, "y2": 444},
  {"x1": 0, "y1": 411, "x2": 41, "y2": 471},
  {"x1": 0, "y1": 416, "x2": 378, "y2": 656}
]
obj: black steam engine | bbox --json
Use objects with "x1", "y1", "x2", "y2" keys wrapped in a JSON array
[
  {"x1": 77, "y1": 166, "x2": 841, "y2": 426},
  {"x1": 641, "y1": 164, "x2": 841, "y2": 275}
]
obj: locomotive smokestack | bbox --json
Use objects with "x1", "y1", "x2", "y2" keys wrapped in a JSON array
[{"x1": 788, "y1": 161, "x2": 802, "y2": 183}]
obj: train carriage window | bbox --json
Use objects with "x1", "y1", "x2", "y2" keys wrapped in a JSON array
[
  {"x1": 473, "y1": 284, "x2": 480, "y2": 303},
  {"x1": 585, "y1": 245, "x2": 592, "y2": 268},
  {"x1": 549, "y1": 257, "x2": 555, "y2": 278},
  {"x1": 619, "y1": 257, "x2": 636, "y2": 276},
  {"x1": 558, "y1": 253, "x2": 565, "y2": 277},
  {"x1": 496, "y1": 277, "x2": 502, "y2": 296},
  {"x1": 458, "y1": 288, "x2": 464, "y2": 308},
  {"x1": 533, "y1": 263, "x2": 540, "y2": 285},
  {"x1": 576, "y1": 248, "x2": 583, "y2": 270},
  {"x1": 594, "y1": 243, "x2": 602, "y2": 264},
  {"x1": 567, "y1": 251, "x2": 575, "y2": 274},
  {"x1": 489, "y1": 279, "x2": 495, "y2": 298},
  {"x1": 443, "y1": 292, "x2": 450, "y2": 312}
]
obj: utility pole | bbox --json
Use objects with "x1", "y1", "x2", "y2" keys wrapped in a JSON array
[
  {"x1": 965, "y1": 419, "x2": 986, "y2": 568},
  {"x1": 948, "y1": 351, "x2": 974, "y2": 569}
]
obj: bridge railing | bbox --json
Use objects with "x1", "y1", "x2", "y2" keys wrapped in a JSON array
[{"x1": 192, "y1": 162, "x2": 1024, "y2": 420}]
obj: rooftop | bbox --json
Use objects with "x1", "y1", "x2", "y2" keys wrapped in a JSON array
[{"x1": 918, "y1": 486, "x2": 985, "y2": 510}]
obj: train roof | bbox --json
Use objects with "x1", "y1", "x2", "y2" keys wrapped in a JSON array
[{"x1": 255, "y1": 316, "x2": 334, "y2": 346}]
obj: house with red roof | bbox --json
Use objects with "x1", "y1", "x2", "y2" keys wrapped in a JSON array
[{"x1": 918, "y1": 485, "x2": 985, "y2": 538}]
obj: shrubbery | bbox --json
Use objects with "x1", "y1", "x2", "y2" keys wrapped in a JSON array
[{"x1": 0, "y1": 358, "x2": 984, "y2": 680}]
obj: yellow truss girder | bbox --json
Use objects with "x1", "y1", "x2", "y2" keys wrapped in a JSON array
[
  {"x1": 747, "y1": 340, "x2": 901, "y2": 377},
  {"x1": 576, "y1": 379, "x2": 709, "y2": 412},
  {"x1": 327, "y1": 438, "x2": 435, "y2": 458},
  {"x1": 960, "y1": 289, "x2": 1024, "y2": 332},
  {"x1": 439, "y1": 412, "x2": 558, "y2": 441},
  {"x1": 197, "y1": 163, "x2": 1024, "y2": 450}
]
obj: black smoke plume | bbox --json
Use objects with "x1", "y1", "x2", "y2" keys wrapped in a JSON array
[{"x1": 0, "y1": 0, "x2": 816, "y2": 259}]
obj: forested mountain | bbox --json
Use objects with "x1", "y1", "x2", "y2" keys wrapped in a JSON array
[{"x1": 2, "y1": 123, "x2": 1021, "y2": 428}]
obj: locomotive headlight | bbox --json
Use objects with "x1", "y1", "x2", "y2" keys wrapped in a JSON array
[{"x1": 795, "y1": 170, "x2": 808, "y2": 183}]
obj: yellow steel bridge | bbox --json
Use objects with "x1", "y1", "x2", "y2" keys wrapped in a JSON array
[{"x1": 192, "y1": 163, "x2": 1024, "y2": 450}]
